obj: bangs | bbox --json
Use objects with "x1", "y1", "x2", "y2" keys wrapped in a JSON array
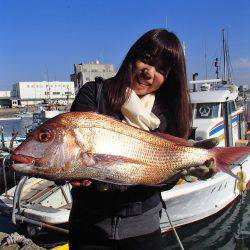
[{"x1": 132, "y1": 37, "x2": 173, "y2": 71}]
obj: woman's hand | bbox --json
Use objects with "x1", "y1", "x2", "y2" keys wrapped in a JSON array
[
  {"x1": 182, "y1": 137, "x2": 220, "y2": 182},
  {"x1": 180, "y1": 159, "x2": 217, "y2": 183}
]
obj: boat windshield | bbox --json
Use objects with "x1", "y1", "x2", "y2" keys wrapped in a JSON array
[{"x1": 195, "y1": 103, "x2": 219, "y2": 119}]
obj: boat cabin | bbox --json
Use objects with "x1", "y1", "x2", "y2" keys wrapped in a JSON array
[{"x1": 190, "y1": 81, "x2": 246, "y2": 147}]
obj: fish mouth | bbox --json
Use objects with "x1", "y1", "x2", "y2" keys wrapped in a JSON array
[
  {"x1": 12, "y1": 163, "x2": 34, "y2": 173},
  {"x1": 11, "y1": 154, "x2": 35, "y2": 165},
  {"x1": 11, "y1": 154, "x2": 35, "y2": 173}
]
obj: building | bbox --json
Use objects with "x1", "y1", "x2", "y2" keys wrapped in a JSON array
[
  {"x1": 71, "y1": 60, "x2": 116, "y2": 90},
  {"x1": 12, "y1": 81, "x2": 75, "y2": 106},
  {"x1": 0, "y1": 91, "x2": 11, "y2": 98},
  {"x1": 0, "y1": 91, "x2": 15, "y2": 107}
]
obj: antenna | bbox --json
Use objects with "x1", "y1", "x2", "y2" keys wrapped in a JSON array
[
  {"x1": 222, "y1": 29, "x2": 227, "y2": 82},
  {"x1": 46, "y1": 68, "x2": 51, "y2": 101},
  {"x1": 165, "y1": 16, "x2": 168, "y2": 29},
  {"x1": 204, "y1": 35, "x2": 208, "y2": 79}
]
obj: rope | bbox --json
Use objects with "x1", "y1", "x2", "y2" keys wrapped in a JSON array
[
  {"x1": 163, "y1": 207, "x2": 185, "y2": 250},
  {"x1": 1, "y1": 232, "x2": 33, "y2": 246},
  {"x1": 160, "y1": 194, "x2": 184, "y2": 250}
]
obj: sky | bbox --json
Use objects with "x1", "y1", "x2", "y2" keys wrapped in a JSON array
[{"x1": 0, "y1": 0, "x2": 249, "y2": 90}]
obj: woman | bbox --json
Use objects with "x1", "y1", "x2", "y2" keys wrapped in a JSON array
[{"x1": 69, "y1": 29, "x2": 192, "y2": 250}]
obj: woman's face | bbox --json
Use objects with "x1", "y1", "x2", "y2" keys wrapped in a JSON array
[{"x1": 131, "y1": 60, "x2": 168, "y2": 96}]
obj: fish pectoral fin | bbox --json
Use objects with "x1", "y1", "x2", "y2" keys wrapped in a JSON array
[{"x1": 81, "y1": 151, "x2": 96, "y2": 166}]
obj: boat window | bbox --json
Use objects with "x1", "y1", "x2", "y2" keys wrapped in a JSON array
[
  {"x1": 230, "y1": 101, "x2": 236, "y2": 112},
  {"x1": 191, "y1": 104, "x2": 195, "y2": 112},
  {"x1": 221, "y1": 104, "x2": 224, "y2": 117},
  {"x1": 196, "y1": 103, "x2": 219, "y2": 118}
]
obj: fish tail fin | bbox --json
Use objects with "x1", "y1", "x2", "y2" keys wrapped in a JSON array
[{"x1": 211, "y1": 147, "x2": 250, "y2": 180}]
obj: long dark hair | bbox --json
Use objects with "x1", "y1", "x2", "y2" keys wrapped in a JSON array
[{"x1": 105, "y1": 29, "x2": 192, "y2": 138}]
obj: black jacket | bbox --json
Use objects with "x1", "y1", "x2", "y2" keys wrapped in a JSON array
[{"x1": 70, "y1": 79, "x2": 176, "y2": 217}]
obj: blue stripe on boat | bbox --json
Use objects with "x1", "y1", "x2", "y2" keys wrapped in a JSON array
[{"x1": 209, "y1": 116, "x2": 238, "y2": 136}]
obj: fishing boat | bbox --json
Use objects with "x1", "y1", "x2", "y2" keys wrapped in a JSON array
[
  {"x1": 160, "y1": 30, "x2": 249, "y2": 232},
  {"x1": 160, "y1": 79, "x2": 249, "y2": 233},
  {"x1": 32, "y1": 106, "x2": 67, "y2": 126},
  {"x1": 16, "y1": 112, "x2": 33, "y2": 118}
]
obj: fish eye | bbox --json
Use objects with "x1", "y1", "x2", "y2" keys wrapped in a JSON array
[{"x1": 37, "y1": 130, "x2": 51, "y2": 142}]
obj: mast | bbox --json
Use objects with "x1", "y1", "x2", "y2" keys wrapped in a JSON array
[
  {"x1": 222, "y1": 29, "x2": 232, "y2": 84},
  {"x1": 222, "y1": 29, "x2": 234, "y2": 146},
  {"x1": 222, "y1": 29, "x2": 227, "y2": 82},
  {"x1": 204, "y1": 36, "x2": 208, "y2": 79}
]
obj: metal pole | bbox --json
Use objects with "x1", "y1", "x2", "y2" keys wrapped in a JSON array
[
  {"x1": 222, "y1": 29, "x2": 227, "y2": 82},
  {"x1": 223, "y1": 102, "x2": 233, "y2": 146},
  {"x1": 204, "y1": 37, "x2": 207, "y2": 79},
  {"x1": 15, "y1": 214, "x2": 69, "y2": 234},
  {"x1": 2, "y1": 157, "x2": 8, "y2": 196},
  {"x1": 1, "y1": 126, "x2": 5, "y2": 148},
  {"x1": 12, "y1": 176, "x2": 29, "y2": 225},
  {"x1": 59, "y1": 186, "x2": 71, "y2": 205}
]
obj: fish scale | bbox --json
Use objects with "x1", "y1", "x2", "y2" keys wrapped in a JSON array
[
  {"x1": 64, "y1": 115, "x2": 209, "y2": 182},
  {"x1": 11, "y1": 112, "x2": 250, "y2": 185},
  {"x1": 89, "y1": 126, "x2": 207, "y2": 168}
]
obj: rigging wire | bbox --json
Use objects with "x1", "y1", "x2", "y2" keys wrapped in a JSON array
[
  {"x1": 163, "y1": 206, "x2": 185, "y2": 250},
  {"x1": 160, "y1": 194, "x2": 185, "y2": 249}
]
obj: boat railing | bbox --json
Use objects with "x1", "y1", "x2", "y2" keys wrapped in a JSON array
[
  {"x1": 1, "y1": 155, "x2": 16, "y2": 197},
  {"x1": 11, "y1": 176, "x2": 70, "y2": 235},
  {"x1": 189, "y1": 79, "x2": 234, "y2": 93}
]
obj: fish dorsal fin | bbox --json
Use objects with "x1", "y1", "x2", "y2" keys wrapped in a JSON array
[{"x1": 151, "y1": 132, "x2": 192, "y2": 147}]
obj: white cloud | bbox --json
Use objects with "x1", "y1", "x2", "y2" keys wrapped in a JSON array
[{"x1": 232, "y1": 58, "x2": 250, "y2": 69}]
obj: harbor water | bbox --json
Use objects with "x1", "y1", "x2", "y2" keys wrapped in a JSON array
[
  {"x1": 0, "y1": 116, "x2": 34, "y2": 137},
  {"x1": 163, "y1": 192, "x2": 250, "y2": 249},
  {"x1": 0, "y1": 118, "x2": 250, "y2": 249}
]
